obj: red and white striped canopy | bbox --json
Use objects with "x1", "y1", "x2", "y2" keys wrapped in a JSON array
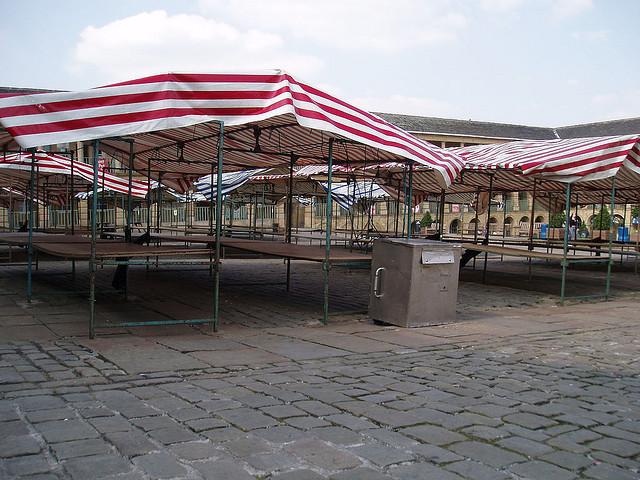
[
  {"x1": 0, "y1": 152, "x2": 148, "y2": 198},
  {"x1": 0, "y1": 71, "x2": 464, "y2": 188},
  {"x1": 452, "y1": 135, "x2": 640, "y2": 183}
]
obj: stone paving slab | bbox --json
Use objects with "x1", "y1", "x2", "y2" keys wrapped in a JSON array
[{"x1": 2, "y1": 261, "x2": 640, "y2": 479}]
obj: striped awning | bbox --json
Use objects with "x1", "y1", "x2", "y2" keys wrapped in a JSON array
[
  {"x1": 195, "y1": 169, "x2": 267, "y2": 200},
  {"x1": 319, "y1": 181, "x2": 388, "y2": 210},
  {"x1": 453, "y1": 135, "x2": 640, "y2": 183},
  {"x1": 0, "y1": 152, "x2": 149, "y2": 198},
  {"x1": 0, "y1": 71, "x2": 464, "y2": 189}
]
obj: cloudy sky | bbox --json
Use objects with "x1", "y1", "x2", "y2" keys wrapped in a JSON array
[{"x1": 3, "y1": 0, "x2": 639, "y2": 126}]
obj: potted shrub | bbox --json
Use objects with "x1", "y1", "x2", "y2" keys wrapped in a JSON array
[
  {"x1": 420, "y1": 212, "x2": 433, "y2": 234},
  {"x1": 548, "y1": 212, "x2": 565, "y2": 240}
]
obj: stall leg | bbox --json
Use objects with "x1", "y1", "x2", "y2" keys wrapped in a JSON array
[
  {"x1": 482, "y1": 175, "x2": 494, "y2": 284},
  {"x1": 323, "y1": 139, "x2": 335, "y2": 325},
  {"x1": 27, "y1": 151, "x2": 35, "y2": 302},
  {"x1": 560, "y1": 183, "x2": 572, "y2": 305},
  {"x1": 89, "y1": 140, "x2": 100, "y2": 339},
  {"x1": 605, "y1": 178, "x2": 616, "y2": 299},
  {"x1": 212, "y1": 121, "x2": 225, "y2": 332}
]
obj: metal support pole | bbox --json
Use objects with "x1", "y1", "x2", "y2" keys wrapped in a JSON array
[
  {"x1": 208, "y1": 160, "x2": 215, "y2": 276},
  {"x1": 482, "y1": 175, "x2": 494, "y2": 284},
  {"x1": 393, "y1": 177, "x2": 402, "y2": 237},
  {"x1": 212, "y1": 121, "x2": 225, "y2": 332},
  {"x1": 99, "y1": 160, "x2": 105, "y2": 236},
  {"x1": 27, "y1": 150, "x2": 35, "y2": 302},
  {"x1": 156, "y1": 174, "x2": 163, "y2": 234},
  {"x1": 527, "y1": 180, "x2": 538, "y2": 279},
  {"x1": 71, "y1": 150, "x2": 76, "y2": 235},
  {"x1": 286, "y1": 154, "x2": 296, "y2": 291},
  {"x1": 8, "y1": 184, "x2": 13, "y2": 232},
  {"x1": 528, "y1": 180, "x2": 537, "y2": 250},
  {"x1": 560, "y1": 183, "x2": 572, "y2": 304},
  {"x1": 89, "y1": 140, "x2": 100, "y2": 338},
  {"x1": 472, "y1": 188, "x2": 480, "y2": 268},
  {"x1": 146, "y1": 158, "x2": 151, "y2": 238},
  {"x1": 547, "y1": 192, "x2": 553, "y2": 252},
  {"x1": 126, "y1": 141, "x2": 134, "y2": 242},
  {"x1": 35, "y1": 164, "x2": 40, "y2": 231},
  {"x1": 322, "y1": 139, "x2": 334, "y2": 325},
  {"x1": 401, "y1": 165, "x2": 407, "y2": 237},
  {"x1": 605, "y1": 178, "x2": 616, "y2": 299},
  {"x1": 407, "y1": 161, "x2": 414, "y2": 239},
  {"x1": 438, "y1": 189, "x2": 445, "y2": 239}
]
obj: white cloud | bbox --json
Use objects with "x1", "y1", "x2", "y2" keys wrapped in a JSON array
[
  {"x1": 352, "y1": 94, "x2": 454, "y2": 118},
  {"x1": 479, "y1": 0, "x2": 524, "y2": 12},
  {"x1": 71, "y1": 10, "x2": 323, "y2": 84},
  {"x1": 551, "y1": 0, "x2": 593, "y2": 19},
  {"x1": 198, "y1": 0, "x2": 467, "y2": 53},
  {"x1": 571, "y1": 30, "x2": 608, "y2": 41}
]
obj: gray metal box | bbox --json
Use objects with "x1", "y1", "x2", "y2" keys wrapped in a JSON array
[{"x1": 369, "y1": 238, "x2": 461, "y2": 327}]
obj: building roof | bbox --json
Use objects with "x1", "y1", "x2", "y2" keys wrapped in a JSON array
[
  {"x1": 556, "y1": 117, "x2": 640, "y2": 138},
  {"x1": 377, "y1": 112, "x2": 640, "y2": 141},
  {"x1": 376, "y1": 113, "x2": 557, "y2": 140},
  {"x1": 0, "y1": 86, "x2": 62, "y2": 98}
]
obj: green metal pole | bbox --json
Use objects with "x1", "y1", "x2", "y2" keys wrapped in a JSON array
[
  {"x1": 208, "y1": 159, "x2": 215, "y2": 276},
  {"x1": 126, "y1": 141, "x2": 134, "y2": 242},
  {"x1": 70, "y1": 150, "x2": 75, "y2": 235},
  {"x1": 212, "y1": 121, "x2": 224, "y2": 332},
  {"x1": 482, "y1": 174, "x2": 494, "y2": 284},
  {"x1": 407, "y1": 161, "x2": 413, "y2": 239},
  {"x1": 89, "y1": 140, "x2": 100, "y2": 338},
  {"x1": 323, "y1": 139, "x2": 334, "y2": 325},
  {"x1": 401, "y1": 164, "x2": 407, "y2": 237},
  {"x1": 605, "y1": 178, "x2": 616, "y2": 299},
  {"x1": 286, "y1": 154, "x2": 295, "y2": 291},
  {"x1": 528, "y1": 180, "x2": 537, "y2": 250},
  {"x1": 438, "y1": 189, "x2": 445, "y2": 239},
  {"x1": 27, "y1": 150, "x2": 35, "y2": 302},
  {"x1": 560, "y1": 182, "x2": 572, "y2": 305}
]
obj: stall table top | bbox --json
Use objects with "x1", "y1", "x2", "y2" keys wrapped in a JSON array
[
  {"x1": 460, "y1": 242, "x2": 611, "y2": 262},
  {"x1": 33, "y1": 242, "x2": 212, "y2": 260},
  {"x1": 0, "y1": 233, "x2": 118, "y2": 246}
]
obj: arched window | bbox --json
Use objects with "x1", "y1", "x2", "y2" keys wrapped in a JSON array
[
  {"x1": 449, "y1": 219, "x2": 460, "y2": 234},
  {"x1": 534, "y1": 215, "x2": 544, "y2": 223}
]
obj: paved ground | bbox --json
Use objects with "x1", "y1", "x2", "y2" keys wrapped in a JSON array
[{"x1": 1, "y1": 259, "x2": 640, "y2": 479}]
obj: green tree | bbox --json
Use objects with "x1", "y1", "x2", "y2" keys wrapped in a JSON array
[
  {"x1": 421, "y1": 211, "x2": 433, "y2": 226},
  {"x1": 632, "y1": 205, "x2": 640, "y2": 220},
  {"x1": 592, "y1": 205, "x2": 611, "y2": 230},
  {"x1": 549, "y1": 212, "x2": 565, "y2": 228}
]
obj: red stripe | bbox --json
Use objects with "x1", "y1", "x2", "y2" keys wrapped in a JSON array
[
  {"x1": 0, "y1": 86, "x2": 295, "y2": 119},
  {"x1": 524, "y1": 151, "x2": 626, "y2": 175},
  {"x1": 6, "y1": 99, "x2": 293, "y2": 137}
]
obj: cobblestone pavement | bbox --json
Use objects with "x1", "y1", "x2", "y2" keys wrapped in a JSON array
[{"x1": 2, "y1": 295, "x2": 640, "y2": 479}]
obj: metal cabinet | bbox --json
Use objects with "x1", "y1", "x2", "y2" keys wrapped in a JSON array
[{"x1": 369, "y1": 238, "x2": 461, "y2": 327}]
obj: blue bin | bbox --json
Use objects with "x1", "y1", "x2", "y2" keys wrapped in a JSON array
[
  {"x1": 540, "y1": 224, "x2": 549, "y2": 240},
  {"x1": 617, "y1": 226, "x2": 630, "y2": 242}
]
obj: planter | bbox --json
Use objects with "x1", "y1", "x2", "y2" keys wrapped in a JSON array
[
  {"x1": 548, "y1": 227, "x2": 565, "y2": 240},
  {"x1": 591, "y1": 229, "x2": 612, "y2": 241}
]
